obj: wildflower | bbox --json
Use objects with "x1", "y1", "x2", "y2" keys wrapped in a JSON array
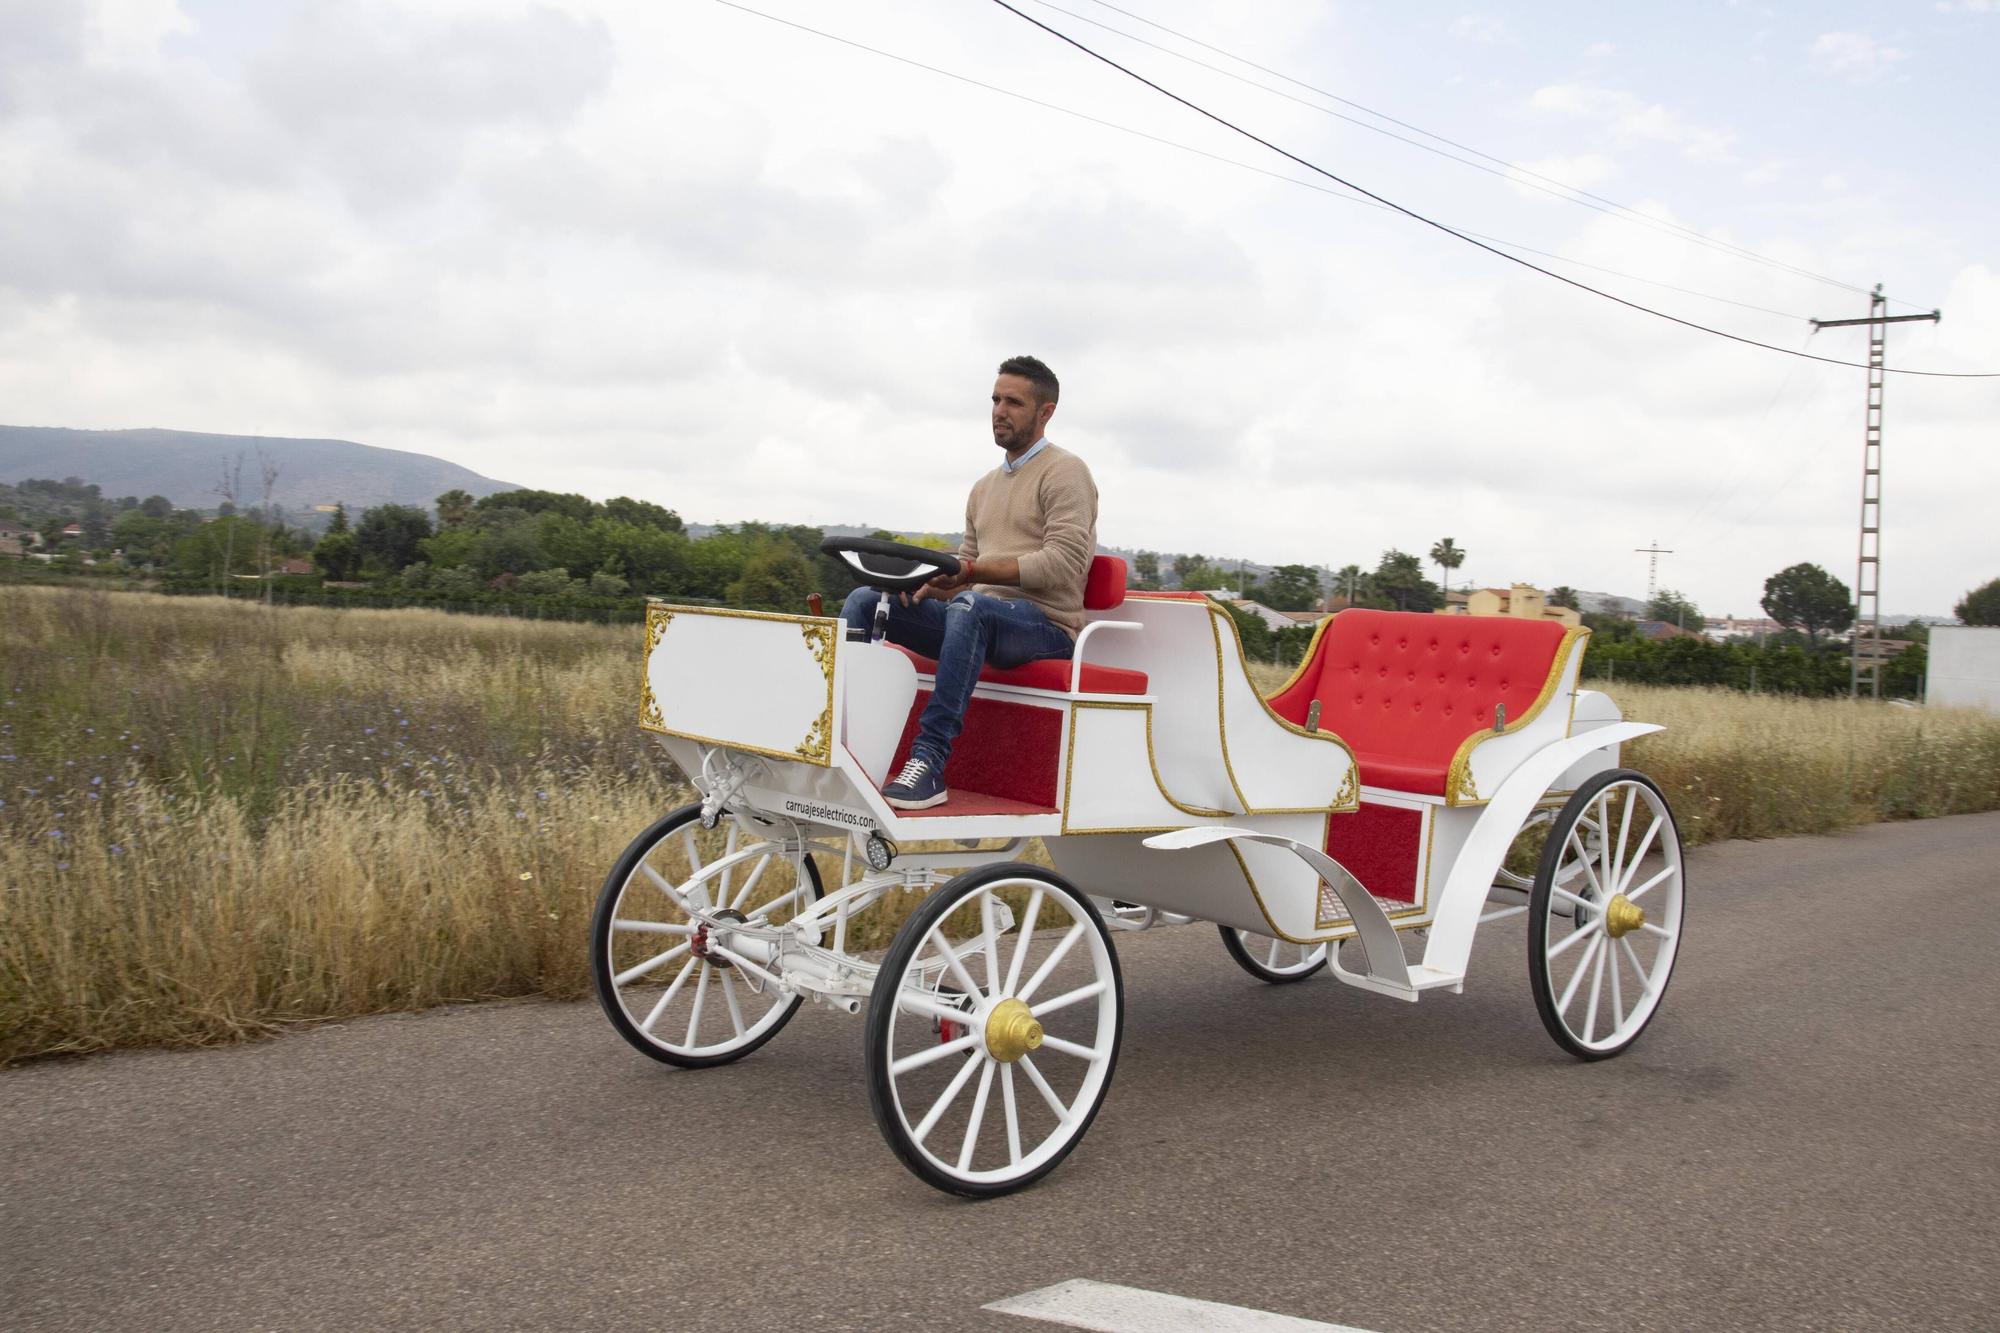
[
  {"x1": 91, "y1": 776, "x2": 102, "y2": 786},
  {"x1": 518, "y1": 871, "x2": 534, "y2": 880},
  {"x1": 110, "y1": 845, "x2": 123, "y2": 855}
]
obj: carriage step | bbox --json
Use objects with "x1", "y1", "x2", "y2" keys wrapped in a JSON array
[{"x1": 892, "y1": 791, "x2": 1058, "y2": 819}]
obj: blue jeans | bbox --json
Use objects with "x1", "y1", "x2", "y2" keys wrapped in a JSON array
[{"x1": 841, "y1": 586, "x2": 1074, "y2": 772}]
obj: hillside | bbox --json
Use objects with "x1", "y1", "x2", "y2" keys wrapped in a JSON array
[{"x1": 0, "y1": 426, "x2": 520, "y2": 514}]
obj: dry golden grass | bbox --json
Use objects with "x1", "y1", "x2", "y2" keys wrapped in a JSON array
[{"x1": 6, "y1": 590, "x2": 1997, "y2": 1064}]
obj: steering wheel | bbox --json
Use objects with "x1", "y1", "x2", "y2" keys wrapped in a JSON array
[{"x1": 819, "y1": 536, "x2": 961, "y2": 593}]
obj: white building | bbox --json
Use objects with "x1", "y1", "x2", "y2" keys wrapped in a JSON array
[{"x1": 1926, "y1": 627, "x2": 2000, "y2": 713}]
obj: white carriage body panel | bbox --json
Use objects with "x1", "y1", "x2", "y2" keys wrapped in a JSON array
[
  {"x1": 642, "y1": 606, "x2": 839, "y2": 765},
  {"x1": 1458, "y1": 630, "x2": 1589, "y2": 803},
  {"x1": 1047, "y1": 813, "x2": 1330, "y2": 938},
  {"x1": 1553, "y1": 688, "x2": 1624, "y2": 792},
  {"x1": 838, "y1": 640, "x2": 919, "y2": 785}
]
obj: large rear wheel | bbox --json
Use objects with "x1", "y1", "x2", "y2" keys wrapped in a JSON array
[{"x1": 1528, "y1": 771, "x2": 1684, "y2": 1059}]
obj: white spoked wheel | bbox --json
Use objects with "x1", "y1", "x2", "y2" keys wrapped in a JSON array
[
  {"x1": 1217, "y1": 926, "x2": 1328, "y2": 983},
  {"x1": 590, "y1": 805, "x2": 823, "y2": 1069},
  {"x1": 864, "y1": 864, "x2": 1123, "y2": 1197},
  {"x1": 1529, "y1": 770, "x2": 1685, "y2": 1060}
]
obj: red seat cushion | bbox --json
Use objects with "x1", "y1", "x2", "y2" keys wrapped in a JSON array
[
  {"x1": 1268, "y1": 609, "x2": 1568, "y2": 795},
  {"x1": 889, "y1": 644, "x2": 1148, "y2": 695}
]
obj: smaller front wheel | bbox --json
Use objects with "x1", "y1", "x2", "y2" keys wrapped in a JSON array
[
  {"x1": 1218, "y1": 926, "x2": 1328, "y2": 983},
  {"x1": 865, "y1": 864, "x2": 1123, "y2": 1197}
]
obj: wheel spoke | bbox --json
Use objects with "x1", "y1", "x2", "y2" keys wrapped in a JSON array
[
  {"x1": 1003, "y1": 887, "x2": 1044, "y2": 996},
  {"x1": 727, "y1": 852, "x2": 772, "y2": 910},
  {"x1": 1595, "y1": 793, "x2": 1616, "y2": 892},
  {"x1": 1626, "y1": 865, "x2": 1676, "y2": 904},
  {"x1": 958, "y1": 1061, "x2": 997, "y2": 1172},
  {"x1": 721, "y1": 969, "x2": 747, "y2": 1040},
  {"x1": 1582, "y1": 939, "x2": 1607, "y2": 1041},
  {"x1": 1265, "y1": 936, "x2": 1282, "y2": 968},
  {"x1": 927, "y1": 925, "x2": 987, "y2": 1000},
  {"x1": 1563, "y1": 832, "x2": 1608, "y2": 900},
  {"x1": 717, "y1": 823, "x2": 739, "y2": 904},
  {"x1": 1619, "y1": 936, "x2": 1657, "y2": 999},
  {"x1": 1637, "y1": 921, "x2": 1675, "y2": 939},
  {"x1": 684, "y1": 963, "x2": 712, "y2": 1047},
  {"x1": 640, "y1": 958, "x2": 697, "y2": 1033},
  {"x1": 1607, "y1": 929, "x2": 1625, "y2": 1033},
  {"x1": 1017, "y1": 1053, "x2": 1070, "y2": 1122},
  {"x1": 1609, "y1": 787, "x2": 1637, "y2": 902},
  {"x1": 1615, "y1": 817, "x2": 1663, "y2": 897},
  {"x1": 1031, "y1": 979, "x2": 1107, "y2": 1019},
  {"x1": 611, "y1": 919, "x2": 694, "y2": 936},
  {"x1": 1037, "y1": 1033, "x2": 1102, "y2": 1062},
  {"x1": 980, "y1": 893, "x2": 1000, "y2": 996},
  {"x1": 743, "y1": 885, "x2": 805, "y2": 924},
  {"x1": 614, "y1": 940, "x2": 692, "y2": 987},
  {"x1": 1557, "y1": 934, "x2": 1603, "y2": 1014},
  {"x1": 1550, "y1": 885, "x2": 1600, "y2": 914},
  {"x1": 1001, "y1": 1064, "x2": 1023, "y2": 1167},
  {"x1": 912, "y1": 1050, "x2": 984, "y2": 1145},
  {"x1": 891, "y1": 1032, "x2": 981, "y2": 1076},
  {"x1": 1018, "y1": 921, "x2": 1087, "y2": 1003},
  {"x1": 1545, "y1": 916, "x2": 1602, "y2": 959}
]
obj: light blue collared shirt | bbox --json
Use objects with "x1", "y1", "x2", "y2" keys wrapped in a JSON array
[{"x1": 1002, "y1": 436, "x2": 1051, "y2": 474}]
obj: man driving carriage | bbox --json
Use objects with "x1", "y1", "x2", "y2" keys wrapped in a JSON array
[{"x1": 840, "y1": 354, "x2": 1098, "y2": 810}]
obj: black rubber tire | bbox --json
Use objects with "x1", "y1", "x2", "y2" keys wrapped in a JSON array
[
  {"x1": 590, "y1": 804, "x2": 823, "y2": 1069},
  {"x1": 1217, "y1": 925, "x2": 1329, "y2": 984},
  {"x1": 1528, "y1": 769, "x2": 1683, "y2": 1061},
  {"x1": 864, "y1": 862, "x2": 1122, "y2": 1198}
]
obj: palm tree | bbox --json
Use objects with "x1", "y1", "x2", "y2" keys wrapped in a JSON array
[{"x1": 1429, "y1": 537, "x2": 1465, "y2": 600}]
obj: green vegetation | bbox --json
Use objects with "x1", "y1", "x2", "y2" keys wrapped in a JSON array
[{"x1": 1957, "y1": 577, "x2": 2000, "y2": 626}]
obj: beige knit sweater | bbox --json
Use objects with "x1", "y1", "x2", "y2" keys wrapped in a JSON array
[{"x1": 957, "y1": 442, "x2": 1098, "y2": 638}]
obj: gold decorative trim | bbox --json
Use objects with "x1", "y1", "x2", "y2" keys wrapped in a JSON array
[
  {"x1": 1442, "y1": 625, "x2": 1591, "y2": 807},
  {"x1": 797, "y1": 620, "x2": 838, "y2": 762},
  {"x1": 1262, "y1": 612, "x2": 1334, "y2": 703},
  {"x1": 638, "y1": 604, "x2": 674, "y2": 730},
  {"x1": 1227, "y1": 839, "x2": 1431, "y2": 945}
]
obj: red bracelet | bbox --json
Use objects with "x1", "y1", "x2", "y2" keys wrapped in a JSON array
[{"x1": 962, "y1": 558, "x2": 976, "y2": 584}]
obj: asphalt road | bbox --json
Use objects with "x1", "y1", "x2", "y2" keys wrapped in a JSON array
[{"x1": 5, "y1": 813, "x2": 1997, "y2": 1333}]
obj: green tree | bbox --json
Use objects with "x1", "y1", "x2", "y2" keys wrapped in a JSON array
[
  {"x1": 1172, "y1": 552, "x2": 1217, "y2": 591},
  {"x1": 1221, "y1": 600, "x2": 1274, "y2": 661},
  {"x1": 140, "y1": 494, "x2": 174, "y2": 519},
  {"x1": 1373, "y1": 549, "x2": 1439, "y2": 611},
  {"x1": 475, "y1": 488, "x2": 597, "y2": 523},
  {"x1": 354, "y1": 504, "x2": 434, "y2": 575},
  {"x1": 1646, "y1": 588, "x2": 1702, "y2": 630},
  {"x1": 313, "y1": 530, "x2": 361, "y2": 581},
  {"x1": 1957, "y1": 578, "x2": 2000, "y2": 626},
  {"x1": 1548, "y1": 585, "x2": 1579, "y2": 610},
  {"x1": 728, "y1": 543, "x2": 814, "y2": 612},
  {"x1": 602, "y1": 496, "x2": 683, "y2": 532},
  {"x1": 326, "y1": 502, "x2": 349, "y2": 534},
  {"x1": 1130, "y1": 550, "x2": 1160, "y2": 591},
  {"x1": 1761, "y1": 563, "x2": 1854, "y2": 647},
  {"x1": 1428, "y1": 537, "x2": 1465, "y2": 596},
  {"x1": 434, "y1": 489, "x2": 475, "y2": 530},
  {"x1": 1262, "y1": 563, "x2": 1323, "y2": 612}
]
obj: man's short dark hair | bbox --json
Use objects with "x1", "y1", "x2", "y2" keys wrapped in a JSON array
[{"x1": 997, "y1": 355, "x2": 1059, "y2": 406}]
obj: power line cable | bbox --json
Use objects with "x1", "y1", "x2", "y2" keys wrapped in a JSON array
[
  {"x1": 1066, "y1": 0, "x2": 1940, "y2": 313},
  {"x1": 987, "y1": 0, "x2": 1998, "y2": 379},
  {"x1": 710, "y1": 0, "x2": 1809, "y2": 323}
]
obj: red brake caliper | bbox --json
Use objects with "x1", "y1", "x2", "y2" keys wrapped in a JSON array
[
  {"x1": 690, "y1": 923, "x2": 712, "y2": 960},
  {"x1": 937, "y1": 1016, "x2": 961, "y2": 1044}
]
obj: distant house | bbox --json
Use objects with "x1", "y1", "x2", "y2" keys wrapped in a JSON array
[
  {"x1": 277, "y1": 557, "x2": 316, "y2": 576},
  {"x1": 1706, "y1": 616, "x2": 1783, "y2": 641},
  {"x1": 58, "y1": 522, "x2": 83, "y2": 542},
  {"x1": 1437, "y1": 582, "x2": 1582, "y2": 628},
  {"x1": 1633, "y1": 620, "x2": 1704, "y2": 642},
  {"x1": 1201, "y1": 595, "x2": 1298, "y2": 632}
]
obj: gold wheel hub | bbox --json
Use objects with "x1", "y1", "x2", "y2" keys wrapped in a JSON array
[
  {"x1": 984, "y1": 998, "x2": 1043, "y2": 1064},
  {"x1": 1604, "y1": 894, "x2": 1646, "y2": 939}
]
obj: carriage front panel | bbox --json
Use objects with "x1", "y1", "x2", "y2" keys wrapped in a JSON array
[{"x1": 641, "y1": 604, "x2": 840, "y2": 766}]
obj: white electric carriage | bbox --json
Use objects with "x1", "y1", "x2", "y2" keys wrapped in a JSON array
[{"x1": 590, "y1": 538, "x2": 1685, "y2": 1196}]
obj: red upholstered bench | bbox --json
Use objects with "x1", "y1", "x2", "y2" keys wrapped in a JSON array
[
  {"x1": 886, "y1": 554, "x2": 1150, "y2": 696},
  {"x1": 1266, "y1": 609, "x2": 1570, "y2": 797}
]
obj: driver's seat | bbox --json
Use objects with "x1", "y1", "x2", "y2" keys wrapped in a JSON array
[{"x1": 886, "y1": 554, "x2": 1148, "y2": 696}]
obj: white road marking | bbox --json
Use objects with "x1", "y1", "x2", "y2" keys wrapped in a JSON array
[{"x1": 984, "y1": 1279, "x2": 1384, "y2": 1332}]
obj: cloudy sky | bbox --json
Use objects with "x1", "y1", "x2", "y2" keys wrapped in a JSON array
[{"x1": 3, "y1": 0, "x2": 1995, "y2": 616}]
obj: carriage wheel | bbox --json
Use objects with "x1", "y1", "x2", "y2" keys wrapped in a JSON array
[
  {"x1": 1217, "y1": 926, "x2": 1328, "y2": 983},
  {"x1": 864, "y1": 864, "x2": 1123, "y2": 1197},
  {"x1": 1528, "y1": 770, "x2": 1684, "y2": 1060},
  {"x1": 590, "y1": 804, "x2": 823, "y2": 1069}
]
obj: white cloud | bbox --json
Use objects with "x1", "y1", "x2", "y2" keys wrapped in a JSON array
[
  {"x1": 1528, "y1": 84, "x2": 1738, "y2": 163},
  {"x1": 1809, "y1": 31, "x2": 1909, "y2": 83},
  {"x1": 1583, "y1": 41, "x2": 1616, "y2": 60},
  {"x1": 1447, "y1": 14, "x2": 1509, "y2": 44}
]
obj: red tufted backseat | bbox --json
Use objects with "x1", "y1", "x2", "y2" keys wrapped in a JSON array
[{"x1": 1267, "y1": 609, "x2": 1570, "y2": 796}]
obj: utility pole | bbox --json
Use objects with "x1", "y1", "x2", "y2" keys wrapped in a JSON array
[
  {"x1": 1635, "y1": 540, "x2": 1673, "y2": 605},
  {"x1": 1810, "y1": 285, "x2": 1941, "y2": 699}
]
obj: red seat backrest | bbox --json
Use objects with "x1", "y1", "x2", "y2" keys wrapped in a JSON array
[
  {"x1": 1269, "y1": 609, "x2": 1569, "y2": 767},
  {"x1": 1084, "y1": 555, "x2": 1127, "y2": 611}
]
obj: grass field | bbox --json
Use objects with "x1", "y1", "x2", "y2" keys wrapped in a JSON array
[{"x1": 6, "y1": 587, "x2": 1998, "y2": 1064}]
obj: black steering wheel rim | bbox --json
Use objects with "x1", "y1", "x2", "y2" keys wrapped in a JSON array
[{"x1": 819, "y1": 536, "x2": 961, "y2": 594}]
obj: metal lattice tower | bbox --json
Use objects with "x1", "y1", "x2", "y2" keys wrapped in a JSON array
[
  {"x1": 1810, "y1": 286, "x2": 1941, "y2": 699},
  {"x1": 1635, "y1": 540, "x2": 1673, "y2": 604}
]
